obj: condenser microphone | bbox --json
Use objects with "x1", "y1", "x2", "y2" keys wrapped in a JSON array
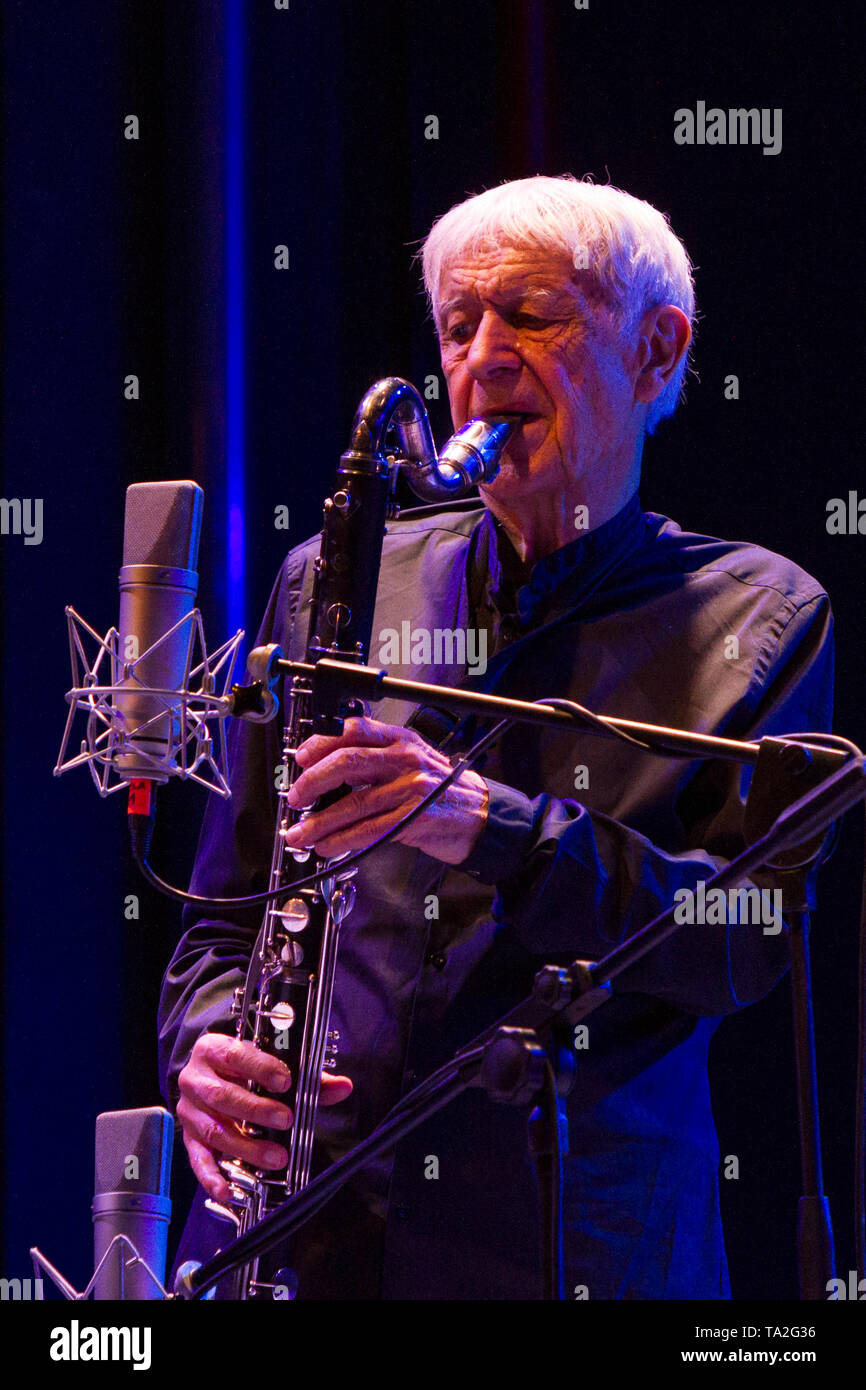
[
  {"x1": 56, "y1": 477, "x2": 246, "y2": 805},
  {"x1": 92, "y1": 1107, "x2": 174, "y2": 1300},
  {"x1": 115, "y1": 480, "x2": 204, "y2": 782}
]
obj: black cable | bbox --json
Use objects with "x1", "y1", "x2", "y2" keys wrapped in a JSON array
[
  {"x1": 133, "y1": 715, "x2": 512, "y2": 909},
  {"x1": 206, "y1": 719, "x2": 509, "y2": 1045},
  {"x1": 769, "y1": 732, "x2": 864, "y2": 868},
  {"x1": 534, "y1": 696, "x2": 658, "y2": 753},
  {"x1": 135, "y1": 681, "x2": 721, "y2": 1061},
  {"x1": 775, "y1": 732, "x2": 863, "y2": 759},
  {"x1": 132, "y1": 682, "x2": 680, "y2": 910}
]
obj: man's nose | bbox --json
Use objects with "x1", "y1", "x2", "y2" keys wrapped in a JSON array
[{"x1": 465, "y1": 310, "x2": 521, "y2": 380}]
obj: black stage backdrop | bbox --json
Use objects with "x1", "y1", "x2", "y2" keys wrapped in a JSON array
[{"x1": 2, "y1": 0, "x2": 863, "y2": 1302}]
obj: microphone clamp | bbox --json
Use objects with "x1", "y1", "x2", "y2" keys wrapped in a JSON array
[{"x1": 54, "y1": 604, "x2": 245, "y2": 798}]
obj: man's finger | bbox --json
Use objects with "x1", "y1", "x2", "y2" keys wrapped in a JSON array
[
  {"x1": 289, "y1": 743, "x2": 448, "y2": 813},
  {"x1": 177, "y1": 1099, "x2": 290, "y2": 1172},
  {"x1": 180, "y1": 1074, "x2": 352, "y2": 1199},
  {"x1": 295, "y1": 802, "x2": 427, "y2": 860},
  {"x1": 178, "y1": 1067, "x2": 293, "y2": 1131},
  {"x1": 194, "y1": 1034, "x2": 291, "y2": 1092},
  {"x1": 184, "y1": 1133, "x2": 232, "y2": 1204},
  {"x1": 284, "y1": 771, "x2": 438, "y2": 850},
  {"x1": 290, "y1": 745, "x2": 399, "y2": 805},
  {"x1": 294, "y1": 715, "x2": 420, "y2": 769},
  {"x1": 319, "y1": 1074, "x2": 353, "y2": 1105}
]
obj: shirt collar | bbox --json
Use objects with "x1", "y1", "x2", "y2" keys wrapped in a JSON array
[{"x1": 473, "y1": 489, "x2": 648, "y2": 630}]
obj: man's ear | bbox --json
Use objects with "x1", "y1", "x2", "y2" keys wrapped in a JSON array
[{"x1": 633, "y1": 305, "x2": 691, "y2": 404}]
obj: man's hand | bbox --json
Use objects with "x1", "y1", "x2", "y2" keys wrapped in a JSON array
[
  {"x1": 282, "y1": 715, "x2": 489, "y2": 865},
  {"x1": 176, "y1": 1034, "x2": 352, "y2": 1204}
]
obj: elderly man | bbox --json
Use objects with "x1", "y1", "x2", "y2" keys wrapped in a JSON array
[{"x1": 160, "y1": 175, "x2": 833, "y2": 1299}]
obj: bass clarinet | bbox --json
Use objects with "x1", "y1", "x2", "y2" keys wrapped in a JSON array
[{"x1": 207, "y1": 378, "x2": 514, "y2": 1299}]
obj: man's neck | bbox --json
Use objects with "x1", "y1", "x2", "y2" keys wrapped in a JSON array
[
  {"x1": 477, "y1": 435, "x2": 644, "y2": 566},
  {"x1": 480, "y1": 482, "x2": 639, "y2": 567}
]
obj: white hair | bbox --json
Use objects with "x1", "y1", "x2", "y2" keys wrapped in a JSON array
[{"x1": 420, "y1": 174, "x2": 696, "y2": 435}]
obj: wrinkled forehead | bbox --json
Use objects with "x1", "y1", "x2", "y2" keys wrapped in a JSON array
[
  {"x1": 434, "y1": 237, "x2": 605, "y2": 324},
  {"x1": 437, "y1": 238, "x2": 572, "y2": 291}
]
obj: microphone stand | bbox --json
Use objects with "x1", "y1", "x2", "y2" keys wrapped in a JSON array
[{"x1": 177, "y1": 657, "x2": 863, "y2": 1301}]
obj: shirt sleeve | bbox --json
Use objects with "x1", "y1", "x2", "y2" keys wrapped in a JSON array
[{"x1": 457, "y1": 591, "x2": 835, "y2": 1018}]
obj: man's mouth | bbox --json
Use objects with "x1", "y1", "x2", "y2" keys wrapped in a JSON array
[{"x1": 481, "y1": 410, "x2": 541, "y2": 427}]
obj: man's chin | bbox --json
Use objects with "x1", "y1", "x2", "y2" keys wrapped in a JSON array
[
  {"x1": 491, "y1": 436, "x2": 533, "y2": 475},
  {"x1": 478, "y1": 472, "x2": 549, "y2": 514},
  {"x1": 480, "y1": 441, "x2": 542, "y2": 492}
]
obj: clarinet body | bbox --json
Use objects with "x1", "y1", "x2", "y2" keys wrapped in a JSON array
[{"x1": 206, "y1": 379, "x2": 513, "y2": 1299}]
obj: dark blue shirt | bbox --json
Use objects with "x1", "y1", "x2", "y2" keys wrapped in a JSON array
[{"x1": 159, "y1": 491, "x2": 833, "y2": 1299}]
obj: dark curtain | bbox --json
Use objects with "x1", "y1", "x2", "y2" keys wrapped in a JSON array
[{"x1": 2, "y1": 0, "x2": 862, "y2": 1299}]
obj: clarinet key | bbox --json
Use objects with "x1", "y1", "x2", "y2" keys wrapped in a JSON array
[{"x1": 278, "y1": 897, "x2": 310, "y2": 932}]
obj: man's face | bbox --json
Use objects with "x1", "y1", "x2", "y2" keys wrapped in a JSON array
[{"x1": 436, "y1": 243, "x2": 644, "y2": 508}]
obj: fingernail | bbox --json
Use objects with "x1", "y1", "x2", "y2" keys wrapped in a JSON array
[{"x1": 270, "y1": 1069, "x2": 291, "y2": 1090}]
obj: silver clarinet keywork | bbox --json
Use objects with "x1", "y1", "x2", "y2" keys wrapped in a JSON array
[{"x1": 206, "y1": 379, "x2": 513, "y2": 1299}]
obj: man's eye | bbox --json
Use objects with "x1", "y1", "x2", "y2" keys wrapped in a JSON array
[
  {"x1": 445, "y1": 321, "x2": 473, "y2": 344},
  {"x1": 512, "y1": 312, "x2": 550, "y2": 329}
]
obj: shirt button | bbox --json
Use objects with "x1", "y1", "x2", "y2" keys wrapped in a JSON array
[
  {"x1": 425, "y1": 951, "x2": 448, "y2": 971},
  {"x1": 499, "y1": 616, "x2": 519, "y2": 643}
]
